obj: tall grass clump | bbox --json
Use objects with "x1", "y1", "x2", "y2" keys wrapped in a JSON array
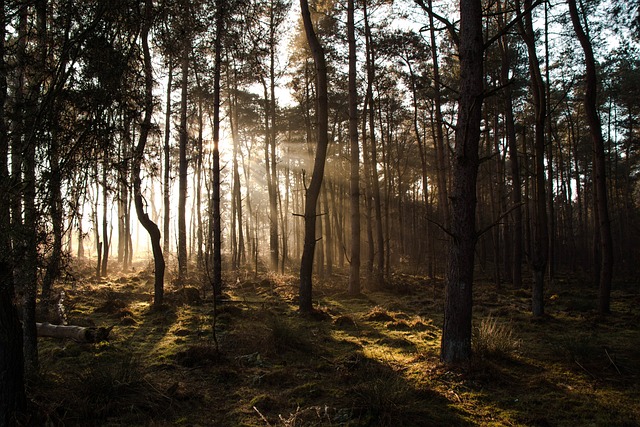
[{"x1": 473, "y1": 315, "x2": 520, "y2": 358}]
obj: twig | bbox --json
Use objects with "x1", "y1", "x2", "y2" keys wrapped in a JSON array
[
  {"x1": 604, "y1": 348, "x2": 621, "y2": 375},
  {"x1": 476, "y1": 203, "x2": 525, "y2": 239},
  {"x1": 574, "y1": 358, "x2": 598, "y2": 381},
  {"x1": 254, "y1": 406, "x2": 273, "y2": 426}
]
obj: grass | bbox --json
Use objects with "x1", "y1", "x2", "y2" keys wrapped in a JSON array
[
  {"x1": 472, "y1": 315, "x2": 520, "y2": 359},
  {"x1": 29, "y1": 262, "x2": 640, "y2": 426}
]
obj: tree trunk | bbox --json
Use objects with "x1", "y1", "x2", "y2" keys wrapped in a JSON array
[
  {"x1": 101, "y1": 149, "x2": 110, "y2": 277},
  {"x1": 133, "y1": 0, "x2": 165, "y2": 309},
  {"x1": 0, "y1": 0, "x2": 26, "y2": 416},
  {"x1": 428, "y1": 0, "x2": 450, "y2": 229},
  {"x1": 498, "y1": 0, "x2": 523, "y2": 288},
  {"x1": 517, "y1": 0, "x2": 547, "y2": 317},
  {"x1": 211, "y1": 0, "x2": 224, "y2": 298},
  {"x1": 567, "y1": 0, "x2": 614, "y2": 313},
  {"x1": 299, "y1": 0, "x2": 330, "y2": 312},
  {"x1": 178, "y1": 41, "x2": 189, "y2": 282},
  {"x1": 0, "y1": 264, "x2": 25, "y2": 426},
  {"x1": 36, "y1": 322, "x2": 112, "y2": 343},
  {"x1": 163, "y1": 57, "x2": 173, "y2": 255},
  {"x1": 363, "y1": 4, "x2": 384, "y2": 288},
  {"x1": 440, "y1": 0, "x2": 483, "y2": 365}
]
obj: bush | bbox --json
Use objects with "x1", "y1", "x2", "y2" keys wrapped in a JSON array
[{"x1": 473, "y1": 315, "x2": 520, "y2": 358}]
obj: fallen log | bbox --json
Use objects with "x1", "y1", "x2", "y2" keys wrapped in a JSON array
[{"x1": 36, "y1": 322, "x2": 113, "y2": 343}]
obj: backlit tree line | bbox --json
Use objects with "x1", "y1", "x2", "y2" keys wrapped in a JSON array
[{"x1": 1, "y1": 0, "x2": 639, "y2": 422}]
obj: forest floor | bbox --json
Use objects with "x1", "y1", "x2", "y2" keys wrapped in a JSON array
[{"x1": 26, "y1": 259, "x2": 640, "y2": 426}]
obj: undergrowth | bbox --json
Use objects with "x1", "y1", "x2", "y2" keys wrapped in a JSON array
[{"x1": 28, "y1": 265, "x2": 640, "y2": 426}]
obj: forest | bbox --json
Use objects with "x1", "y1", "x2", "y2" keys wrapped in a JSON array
[{"x1": 1, "y1": 0, "x2": 639, "y2": 425}]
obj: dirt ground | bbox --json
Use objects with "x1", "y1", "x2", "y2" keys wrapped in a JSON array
[{"x1": 25, "y1": 259, "x2": 640, "y2": 426}]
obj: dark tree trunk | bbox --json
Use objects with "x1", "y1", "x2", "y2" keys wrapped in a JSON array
[
  {"x1": 0, "y1": 263, "x2": 25, "y2": 427},
  {"x1": 348, "y1": 0, "x2": 361, "y2": 298},
  {"x1": 163, "y1": 57, "x2": 172, "y2": 255},
  {"x1": 428, "y1": 0, "x2": 449, "y2": 229},
  {"x1": 440, "y1": 0, "x2": 483, "y2": 365},
  {"x1": 497, "y1": 1, "x2": 523, "y2": 289},
  {"x1": 0, "y1": 0, "x2": 26, "y2": 418},
  {"x1": 133, "y1": 0, "x2": 165, "y2": 308},
  {"x1": 178, "y1": 40, "x2": 189, "y2": 282},
  {"x1": 517, "y1": 0, "x2": 547, "y2": 317},
  {"x1": 348, "y1": 108, "x2": 362, "y2": 283},
  {"x1": 101, "y1": 150, "x2": 109, "y2": 277},
  {"x1": 363, "y1": 5, "x2": 384, "y2": 288},
  {"x1": 299, "y1": 0, "x2": 330, "y2": 312},
  {"x1": 211, "y1": 0, "x2": 224, "y2": 298},
  {"x1": 567, "y1": 0, "x2": 614, "y2": 313}
]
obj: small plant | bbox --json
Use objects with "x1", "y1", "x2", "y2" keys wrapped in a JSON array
[
  {"x1": 473, "y1": 315, "x2": 520, "y2": 358},
  {"x1": 351, "y1": 360, "x2": 414, "y2": 426},
  {"x1": 268, "y1": 315, "x2": 312, "y2": 353}
]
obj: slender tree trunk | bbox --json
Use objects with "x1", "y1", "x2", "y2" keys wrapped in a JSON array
[
  {"x1": 0, "y1": 0, "x2": 26, "y2": 416},
  {"x1": 211, "y1": 0, "x2": 224, "y2": 298},
  {"x1": 299, "y1": 0, "x2": 330, "y2": 312},
  {"x1": 163, "y1": 58, "x2": 172, "y2": 255},
  {"x1": 498, "y1": 0, "x2": 523, "y2": 288},
  {"x1": 568, "y1": 0, "x2": 613, "y2": 313},
  {"x1": 133, "y1": 0, "x2": 165, "y2": 308},
  {"x1": 348, "y1": 0, "x2": 360, "y2": 294},
  {"x1": 20, "y1": 1, "x2": 45, "y2": 373},
  {"x1": 178, "y1": 40, "x2": 189, "y2": 281},
  {"x1": 195, "y1": 74, "x2": 204, "y2": 269},
  {"x1": 101, "y1": 149, "x2": 110, "y2": 277},
  {"x1": 363, "y1": 5, "x2": 384, "y2": 288},
  {"x1": 517, "y1": 0, "x2": 547, "y2": 317},
  {"x1": 42, "y1": 131, "x2": 63, "y2": 305},
  {"x1": 428, "y1": 0, "x2": 449, "y2": 228},
  {"x1": 440, "y1": 0, "x2": 483, "y2": 365}
]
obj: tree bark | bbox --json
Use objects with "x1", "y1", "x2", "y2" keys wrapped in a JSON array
[
  {"x1": 36, "y1": 322, "x2": 112, "y2": 343},
  {"x1": 299, "y1": 0, "x2": 330, "y2": 312},
  {"x1": 211, "y1": 0, "x2": 224, "y2": 298},
  {"x1": 133, "y1": 0, "x2": 165, "y2": 308},
  {"x1": 440, "y1": 0, "x2": 483, "y2": 365},
  {"x1": 0, "y1": 0, "x2": 26, "y2": 417},
  {"x1": 567, "y1": 0, "x2": 614, "y2": 313},
  {"x1": 178, "y1": 35, "x2": 189, "y2": 282},
  {"x1": 517, "y1": 0, "x2": 547, "y2": 317},
  {"x1": 163, "y1": 57, "x2": 173, "y2": 255},
  {"x1": 498, "y1": 0, "x2": 523, "y2": 288}
]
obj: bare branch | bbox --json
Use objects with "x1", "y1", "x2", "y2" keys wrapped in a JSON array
[{"x1": 476, "y1": 203, "x2": 525, "y2": 239}]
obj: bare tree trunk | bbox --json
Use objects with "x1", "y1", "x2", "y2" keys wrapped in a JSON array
[
  {"x1": 498, "y1": 2, "x2": 523, "y2": 288},
  {"x1": 0, "y1": 0, "x2": 26, "y2": 415},
  {"x1": 517, "y1": 0, "x2": 547, "y2": 317},
  {"x1": 299, "y1": 0, "x2": 330, "y2": 312},
  {"x1": 568, "y1": 0, "x2": 613, "y2": 313},
  {"x1": 428, "y1": 0, "x2": 449, "y2": 229},
  {"x1": 163, "y1": 58, "x2": 173, "y2": 255},
  {"x1": 211, "y1": 0, "x2": 224, "y2": 298},
  {"x1": 440, "y1": 0, "x2": 483, "y2": 365},
  {"x1": 178, "y1": 40, "x2": 189, "y2": 282},
  {"x1": 133, "y1": 0, "x2": 165, "y2": 308},
  {"x1": 363, "y1": 4, "x2": 384, "y2": 288}
]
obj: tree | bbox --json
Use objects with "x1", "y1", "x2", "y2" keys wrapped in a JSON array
[
  {"x1": 568, "y1": 0, "x2": 614, "y2": 313},
  {"x1": 177, "y1": 1, "x2": 192, "y2": 282},
  {"x1": 0, "y1": 0, "x2": 25, "y2": 420},
  {"x1": 132, "y1": 0, "x2": 166, "y2": 309},
  {"x1": 517, "y1": 0, "x2": 547, "y2": 317},
  {"x1": 299, "y1": 0, "x2": 330, "y2": 313},
  {"x1": 211, "y1": 0, "x2": 225, "y2": 298},
  {"x1": 347, "y1": 0, "x2": 360, "y2": 295},
  {"x1": 440, "y1": 0, "x2": 483, "y2": 365}
]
